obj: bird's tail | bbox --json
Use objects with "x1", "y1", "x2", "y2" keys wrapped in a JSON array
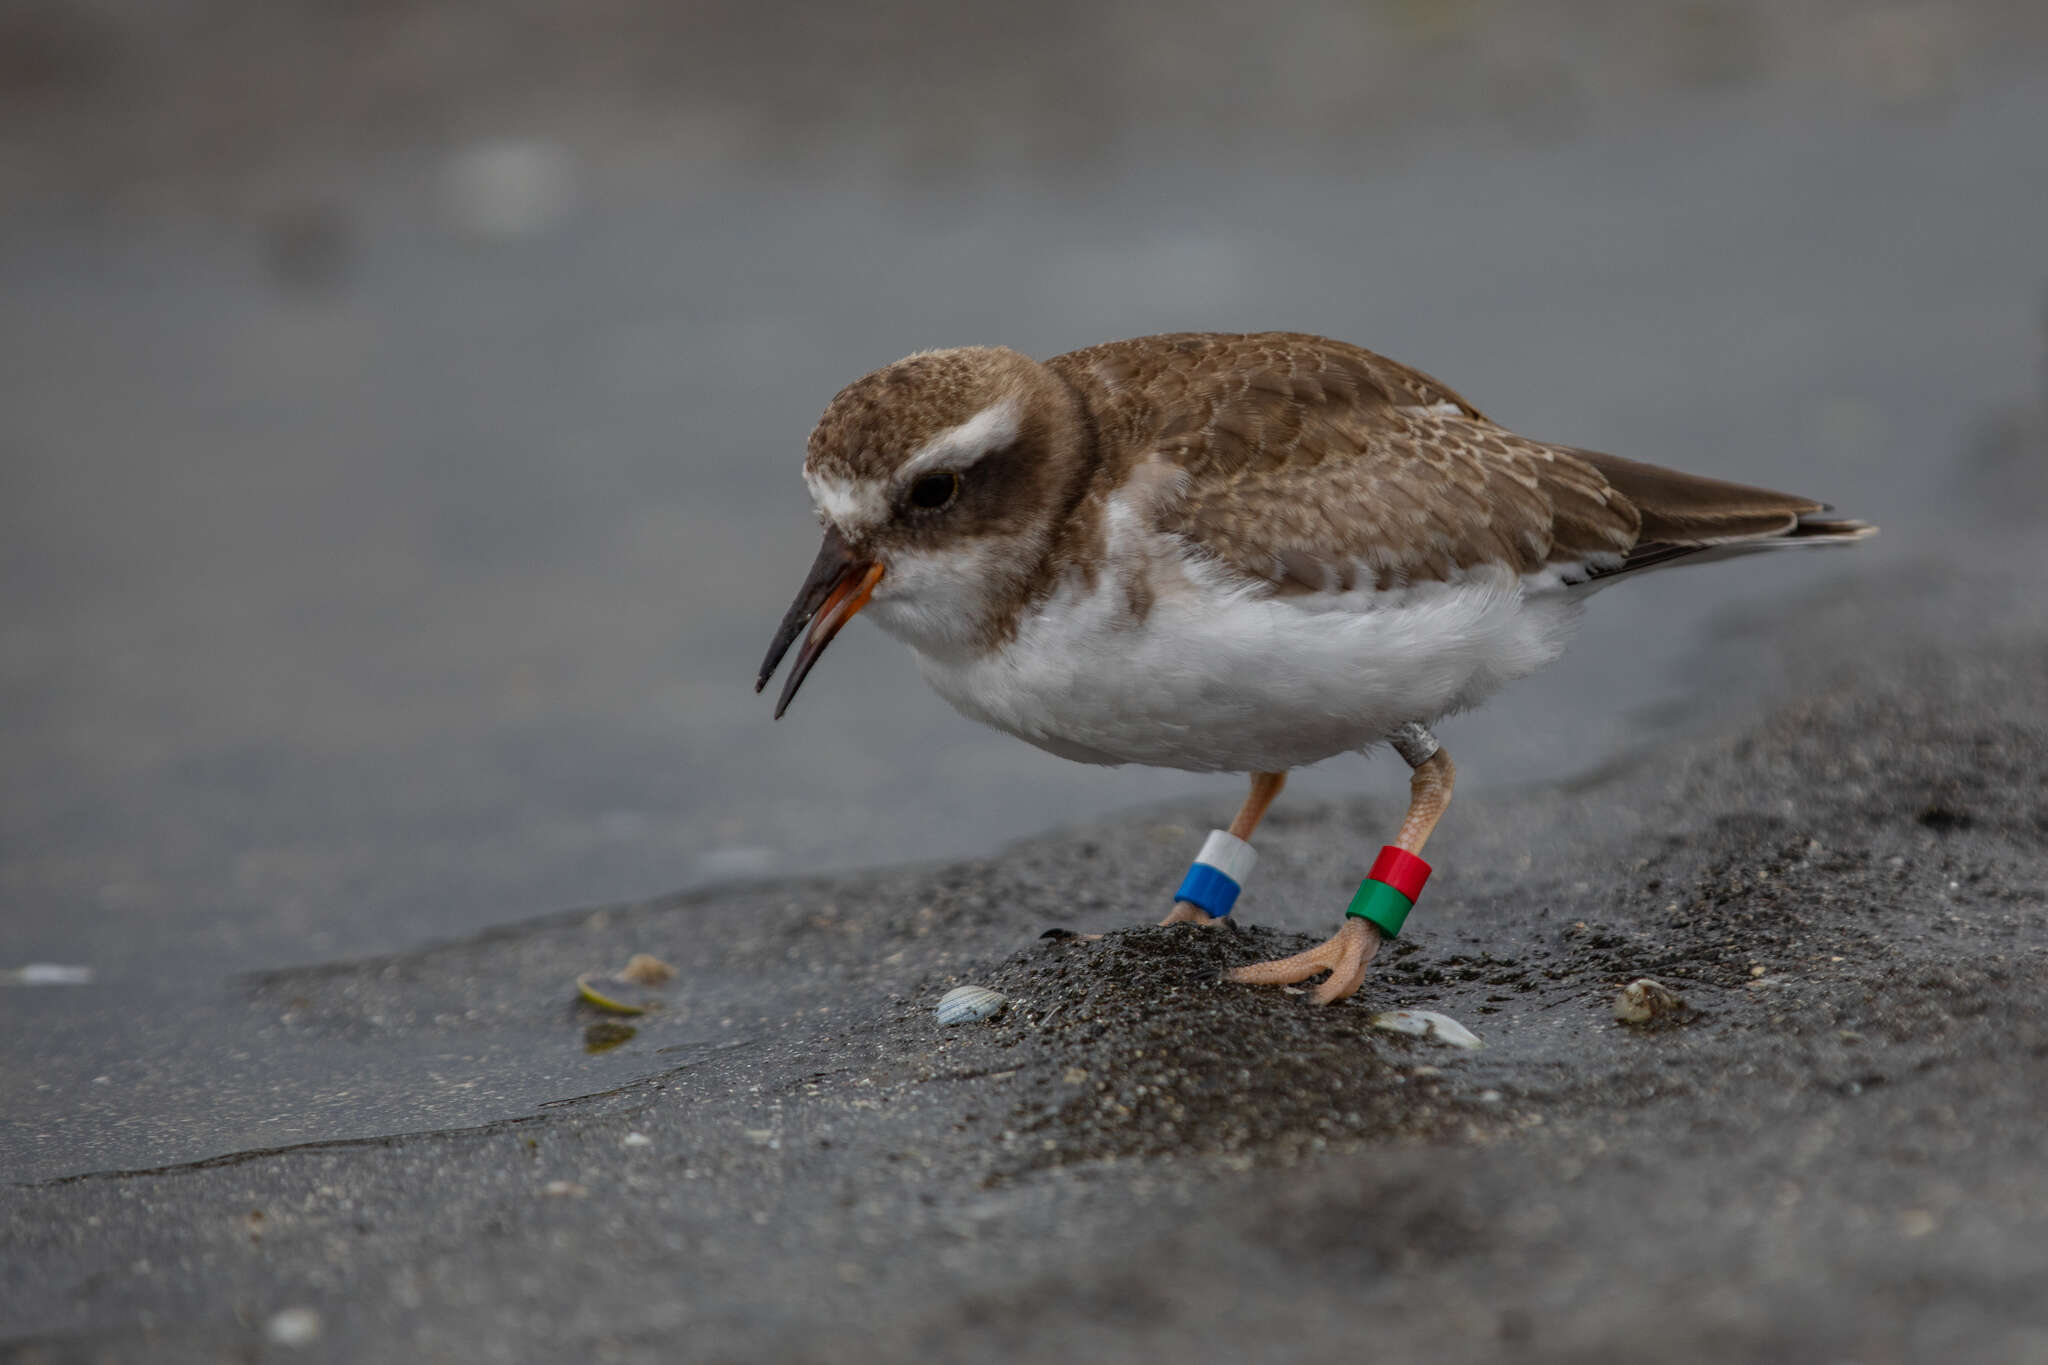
[{"x1": 1570, "y1": 449, "x2": 1876, "y2": 584}]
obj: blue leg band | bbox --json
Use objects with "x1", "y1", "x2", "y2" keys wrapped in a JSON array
[{"x1": 1174, "y1": 864, "x2": 1243, "y2": 918}]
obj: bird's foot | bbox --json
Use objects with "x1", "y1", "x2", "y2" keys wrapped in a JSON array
[
  {"x1": 1228, "y1": 917, "x2": 1382, "y2": 1004},
  {"x1": 1159, "y1": 900, "x2": 1234, "y2": 929}
]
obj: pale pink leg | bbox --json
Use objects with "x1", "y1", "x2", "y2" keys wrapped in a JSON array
[
  {"x1": 1160, "y1": 771, "x2": 1287, "y2": 926},
  {"x1": 1229, "y1": 747, "x2": 1456, "y2": 1003}
]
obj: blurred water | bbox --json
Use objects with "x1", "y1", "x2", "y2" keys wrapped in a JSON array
[{"x1": 3, "y1": 81, "x2": 2045, "y2": 992}]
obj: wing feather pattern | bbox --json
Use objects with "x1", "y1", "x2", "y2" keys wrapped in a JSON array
[
  {"x1": 1053, "y1": 332, "x2": 1635, "y2": 591},
  {"x1": 1047, "y1": 331, "x2": 1869, "y2": 596}
]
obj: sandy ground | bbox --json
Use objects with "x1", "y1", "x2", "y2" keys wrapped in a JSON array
[{"x1": 4, "y1": 539, "x2": 2045, "y2": 1362}]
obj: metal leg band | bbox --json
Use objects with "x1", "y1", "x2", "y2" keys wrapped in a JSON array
[{"x1": 1389, "y1": 722, "x2": 1440, "y2": 770}]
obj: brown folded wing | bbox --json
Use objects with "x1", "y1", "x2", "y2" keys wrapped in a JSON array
[
  {"x1": 1056, "y1": 332, "x2": 1641, "y2": 592},
  {"x1": 1053, "y1": 331, "x2": 1851, "y2": 595}
]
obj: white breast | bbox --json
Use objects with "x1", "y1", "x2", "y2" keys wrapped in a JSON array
[{"x1": 901, "y1": 524, "x2": 1587, "y2": 774}]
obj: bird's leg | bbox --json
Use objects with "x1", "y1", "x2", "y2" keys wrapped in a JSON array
[
  {"x1": 1160, "y1": 771, "x2": 1287, "y2": 926},
  {"x1": 1230, "y1": 728, "x2": 1455, "y2": 1004}
]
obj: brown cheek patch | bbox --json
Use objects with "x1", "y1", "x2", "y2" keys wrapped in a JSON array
[{"x1": 914, "y1": 434, "x2": 1046, "y2": 543}]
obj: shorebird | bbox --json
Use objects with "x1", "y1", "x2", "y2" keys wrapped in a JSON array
[{"x1": 756, "y1": 332, "x2": 1872, "y2": 1003}]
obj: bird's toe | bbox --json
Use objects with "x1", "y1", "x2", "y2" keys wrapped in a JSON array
[{"x1": 1230, "y1": 918, "x2": 1382, "y2": 1003}]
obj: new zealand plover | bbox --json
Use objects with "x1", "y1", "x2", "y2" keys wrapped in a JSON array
[{"x1": 758, "y1": 332, "x2": 1873, "y2": 1002}]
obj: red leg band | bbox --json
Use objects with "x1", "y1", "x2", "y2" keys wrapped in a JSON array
[{"x1": 1367, "y1": 846, "x2": 1431, "y2": 902}]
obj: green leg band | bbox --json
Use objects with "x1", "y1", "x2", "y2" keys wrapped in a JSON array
[{"x1": 1346, "y1": 878, "x2": 1414, "y2": 939}]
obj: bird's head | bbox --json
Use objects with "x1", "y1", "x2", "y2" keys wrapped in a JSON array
[{"x1": 756, "y1": 346, "x2": 1088, "y2": 716}]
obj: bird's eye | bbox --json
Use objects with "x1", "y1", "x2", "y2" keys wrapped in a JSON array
[{"x1": 908, "y1": 471, "x2": 959, "y2": 510}]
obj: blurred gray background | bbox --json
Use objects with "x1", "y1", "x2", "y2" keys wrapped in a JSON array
[{"x1": 2, "y1": 1, "x2": 2045, "y2": 1126}]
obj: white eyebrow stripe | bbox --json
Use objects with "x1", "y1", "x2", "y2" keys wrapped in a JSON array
[
  {"x1": 806, "y1": 471, "x2": 888, "y2": 534},
  {"x1": 899, "y1": 398, "x2": 1021, "y2": 480}
]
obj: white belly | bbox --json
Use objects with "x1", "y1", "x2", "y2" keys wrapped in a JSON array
[{"x1": 904, "y1": 561, "x2": 1585, "y2": 773}]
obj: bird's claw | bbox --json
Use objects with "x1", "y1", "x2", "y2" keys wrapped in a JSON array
[{"x1": 1228, "y1": 917, "x2": 1383, "y2": 1004}]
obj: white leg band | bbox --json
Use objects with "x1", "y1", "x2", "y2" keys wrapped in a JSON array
[
  {"x1": 1174, "y1": 828, "x2": 1259, "y2": 917},
  {"x1": 1195, "y1": 829, "x2": 1258, "y2": 884}
]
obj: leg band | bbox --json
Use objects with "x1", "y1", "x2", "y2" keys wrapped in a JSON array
[
  {"x1": 1173, "y1": 829, "x2": 1257, "y2": 918},
  {"x1": 1345, "y1": 845, "x2": 1431, "y2": 938},
  {"x1": 1389, "y1": 722, "x2": 1440, "y2": 770}
]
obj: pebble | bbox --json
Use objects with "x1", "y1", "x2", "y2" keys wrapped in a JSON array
[
  {"x1": 618, "y1": 954, "x2": 675, "y2": 986},
  {"x1": 264, "y1": 1307, "x2": 322, "y2": 1348},
  {"x1": 1614, "y1": 978, "x2": 1686, "y2": 1024}
]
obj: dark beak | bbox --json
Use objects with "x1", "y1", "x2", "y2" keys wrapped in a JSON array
[{"x1": 755, "y1": 525, "x2": 885, "y2": 719}]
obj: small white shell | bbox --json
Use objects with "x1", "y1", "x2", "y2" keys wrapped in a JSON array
[
  {"x1": 935, "y1": 985, "x2": 1008, "y2": 1025},
  {"x1": 1371, "y1": 1009, "x2": 1483, "y2": 1051},
  {"x1": 1614, "y1": 978, "x2": 1685, "y2": 1024},
  {"x1": 6, "y1": 963, "x2": 94, "y2": 986}
]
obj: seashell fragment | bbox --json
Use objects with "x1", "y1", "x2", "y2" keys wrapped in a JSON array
[
  {"x1": 1614, "y1": 978, "x2": 1686, "y2": 1025},
  {"x1": 576, "y1": 972, "x2": 664, "y2": 1015},
  {"x1": 1371, "y1": 1009, "x2": 1483, "y2": 1050},
  {"x1": 576, "y1": 953, "x2": 678, "y2": 1014},
  {"x1": 936, "y1": 984, "x2": 1008, "y2": 1025}
]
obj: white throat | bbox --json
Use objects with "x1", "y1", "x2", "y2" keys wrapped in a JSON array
[{"x1": 864, "y1": 537, "x2": 1026, "y2": 658}]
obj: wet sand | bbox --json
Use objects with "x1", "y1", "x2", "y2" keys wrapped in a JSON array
[{"x1": 5, "y1": 541, "x2": 2045, "y2": 1362}]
